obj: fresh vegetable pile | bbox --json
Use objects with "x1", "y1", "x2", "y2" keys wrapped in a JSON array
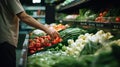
[
  {"x1": 93, "y1": 8, "x2": 120, "y2": 22},
  {"x1": 76, "y1": 9, "x2": 97, "y2": 21},
  {"x1": 28, "y1": 35, "x2": 62, "y2": 54},
  {"x1": 59, "y1": 28, "x2": 87, "y2": 45},
  {"x1": 63, "y1": 30, "x2": 113, "y2": 56},
  {"x1": 28, "y1": 24, "x2": 67, "y2": 55},
  {"x1": 52, "y1": 24, "x2": 67, "y2": 31},
  {"x1": 27, "y1": 28, "x2": 120, "y2": 67},
  {"x1": 61, "y1": 8, "x2": 120, "y2": 23},
  {"x1": 29, "y1": 29, "x2": 47, "y2": 39},
  {"x1": 27, "y1": 51, "x2": 69, "y2": 67},
  {"x1": 27, "y1": 42, "x2": 120, "y2": 67}
]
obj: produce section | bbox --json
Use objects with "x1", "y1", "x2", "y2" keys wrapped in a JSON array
[
  {"x1": 19, "y1": 26, "x2": 120, "y2": 67},
  {"x1": 26, "y1": 28, "x2": 120, "y2": 67},
  {"x1": 28, "y1": 34, "x2": 62, "y2": 54},
  {"x1": 18, "y1": 0, "x2": 120, "y2": 67}
]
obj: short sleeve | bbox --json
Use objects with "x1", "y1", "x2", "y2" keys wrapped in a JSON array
[{"x1": 7, "y1": 0, "x2": 24, "y2": 14}]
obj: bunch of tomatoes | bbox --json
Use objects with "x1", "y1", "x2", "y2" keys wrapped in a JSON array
[
  {"x1": 95, "y1": 10, "x2": 120, "y2": 23},
  {"x1": 95, "y1": 10, "x2": 108, "y2": 22},
  {"x1": 28, "y1": 35, "x2": 62, "y2": 54}
]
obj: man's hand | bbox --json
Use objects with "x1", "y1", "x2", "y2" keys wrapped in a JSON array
[
  {"x1": 17, "y1": 11, "x2": 60, "y2": 40},
  {"x1": 46, "y1": 27, "x2": 60, "y2": 40}
]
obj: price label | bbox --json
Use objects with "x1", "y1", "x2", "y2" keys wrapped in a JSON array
[
  {"x1": 88, "y1": 23, "x2": 95, "y2": 26},
  {"x1": 80, "y1": 22, "x2": 88, "y2": 26},
  {"x1": 96, "y1": 23, "x2": 104, "y2": 27},
  {"x1": 113, "y1": 25, "x2": 120, "y2": 29}
]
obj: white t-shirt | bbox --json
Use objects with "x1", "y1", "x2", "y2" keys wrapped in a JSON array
[{"x1": 0, "y1": 0, "x2": 24, "y2": 47}]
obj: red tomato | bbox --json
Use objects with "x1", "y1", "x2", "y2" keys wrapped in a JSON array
[
  {"x1": 39, "y1": 38, "x2": 44, "y2": 44},
  {"x1": 37, "y1": 47, "x2": 42, "y2": 51},
  {"x1": 116, "y1": 17, "x2": 120, "y2": 22},
  {"x1": 36, "y1": 39, "x2": 40, "y2": 43},
  {"x1": 52, "y1": 40, "x2": 57, "y2": 44},
  {"x1": 35, "y1": 43, "x2": 41, "y2": 47},
  {"x1": 47, "y1": 35, "x2": 51, "y2": 40},
  {"x1": 59, "y1": 38, "x2": 62, "y2": 42},
  {"x1": 28, "y1": 45, "x2": 33, "y2": 48},
  {"x1": 29, "y1": 42, "x2": 35, "y2": 48},
  {"x1": 45, "y1": 43, "x2": 52, "y2": 47},
  {"x1": 99, "y1": 13, "x2": 103, "y2": 17}
]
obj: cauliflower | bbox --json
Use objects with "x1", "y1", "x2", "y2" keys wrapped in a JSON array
[{"x1": 33, "y1": 29, "x2": 46, "y2": 35}]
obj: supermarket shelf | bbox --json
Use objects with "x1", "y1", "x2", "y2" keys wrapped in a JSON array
[
  {"x1": 31, "y1": 15, "x2": 45, "y2": 18},
  {"x1": 58, "y1": 0, "x2": 89, "y2": 11},
  {"x1": 24, "y1": 6, "x2": 45, "y2": 10},
  {"x1": 57, "y1": 0, "x2": 120, "y2": 14},
  {"x1": 57, "y1": 0, "x2": 89, "y2": 14},
  {"x1": 52, "y1": 0, "x2": 65, "y2": 5},
  {"x1": 58, "y1": 20, "x2": 120, "y2": 29},
  {"x1": 111, "y1": 23, "x2": 120, "y2": 29}
]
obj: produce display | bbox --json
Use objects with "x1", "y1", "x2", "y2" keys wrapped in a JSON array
[
  {"x1": 57, "y1": 0, "x2": 75, "y2": 8},
  {"x1": 56, "y1": 0, "x2": 87, "y2": 9},
  {"x1": 50, "y1": 24, "x2": 67, "y2": 31},
  {"x1": 28, "y1": 35, "x2": 62, "y2": 54},
  {"x1": 25, "y1": 2, "x2": 120, "y2": 67},
  {"x1": 28, "y1": 24, "x2": 67, "y2": 54},
  {"x1": 27, "y1": 28, "x2": 120, "y2": 67},
  {"x1": 76, "y1": 9, "x2": 97, "y2": 21},
  {"x1": 29, "y1": 29, "x2": 47, "y2": 39},
  {"x1": 65, "y1": 30, "x2": 113, "y2": 56},
  {"x1": 95, "y1": 8, "x2": 120, "y2": 23},
  {"x1": 57, "y1": 8, "x2": 120, "y2": 23},
  {"x1": 59, "y1": 28, "x2": 87, "y2": 44}
]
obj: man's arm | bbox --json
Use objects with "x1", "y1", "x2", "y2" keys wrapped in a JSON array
[{"x1": 17, "y1": 11, "x2": 59, "y2": 39}]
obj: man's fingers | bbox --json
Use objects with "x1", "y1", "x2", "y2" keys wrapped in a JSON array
[
  {"x1": 48, "y1": 27, "x2": 61, "y2": 40},
  {"x1": 50, "y1": 31, "x2": 60, "y2": 40}
]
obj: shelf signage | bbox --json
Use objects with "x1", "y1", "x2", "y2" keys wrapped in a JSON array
[
  {"x1": 96, "y1": 23, "x2": 104, "y2": 27},
  {"x1": 80, "y1": 22, "x2": 88, "y2": 25},
  {"x1": 88, "y1": 23, "x2": 95, "y2": 26},
  {"x1": 113, "y1": 25, "x2": 120, "y2": 29}
]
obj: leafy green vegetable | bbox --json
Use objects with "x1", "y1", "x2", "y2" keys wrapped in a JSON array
[
  {"x1": 59, "y1": 28, "x2": 87, "y2": 45},
  {"x1": 52, "y1": 56, "x2": 85, "y2": 67},
  {"x1": 80, "y1": 41, "x2": 102, "y2": 55}
]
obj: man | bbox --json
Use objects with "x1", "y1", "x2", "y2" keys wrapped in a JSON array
[{"x1": 0, "y1": 0, "x2": 60, "y2": 67}]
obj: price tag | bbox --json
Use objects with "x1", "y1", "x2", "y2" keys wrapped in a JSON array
[
  {"x1": 111, "y1": 23, "x2": 120, "y2": 29},
  {"x1": 80, "y1": 22, "x2": 88, "y2": 26},
  {"x1": 113, "y1": 25, "x2": 120, "y2": 29},
  {"x1": 96, "y1": 23, "x2": 104, "y2": 27},
  {"x1": 88, "y1": 23, "x2": 95, "y2": 26}
]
